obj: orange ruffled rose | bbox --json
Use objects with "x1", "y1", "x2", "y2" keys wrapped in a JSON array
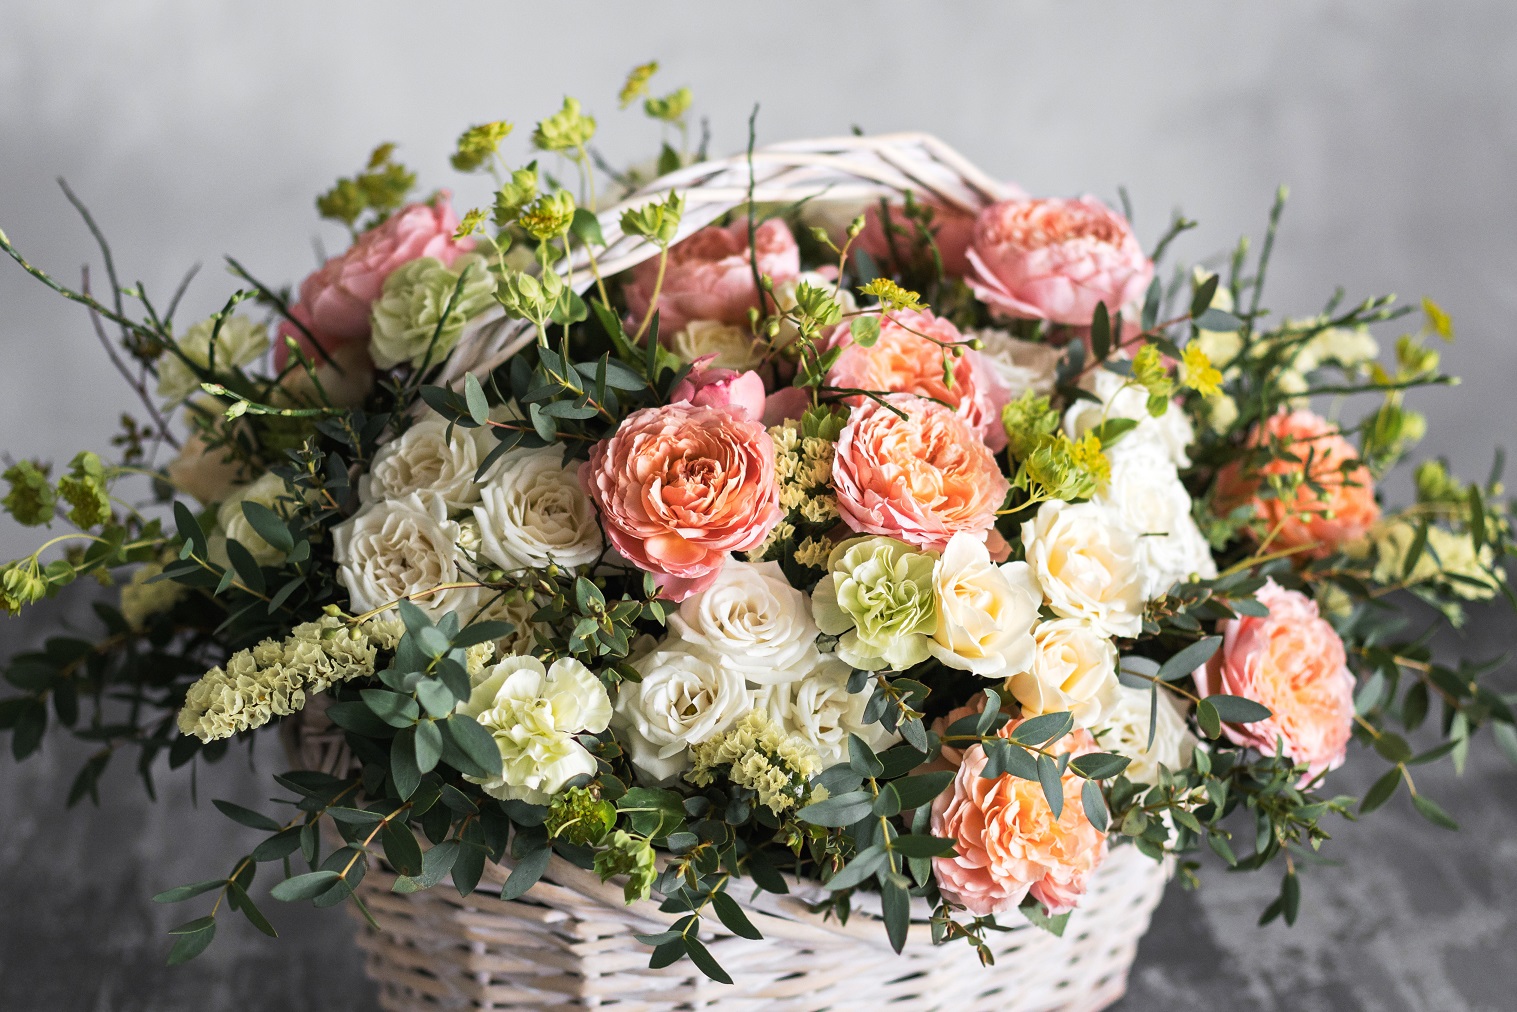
[
  {"x1": 1215, "y1": 409, "x2": 1380, "y2": 557},
  {"x1": 580, "y1": 402, "x2": 782, "y2": 602},
  {"x1": 1197, "y1": 578, "x2": 1354, "y2": 784},
  {"x1": 930, "y1": 721, "x2": 1107, "y2": 916},
  {"x1": 832, "y1": 394, "x2": 1009, "y2": 552},
  {"x1": 826, "y1": 309, "x2": 1013, "y2": 451}
]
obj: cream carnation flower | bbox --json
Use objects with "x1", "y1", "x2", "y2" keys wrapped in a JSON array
[
  {"x1": 613, "y1": 644, "x2": 749, "y2": 782},
  {"x1": 1023, "y1": 500, "x2": 1145, "y2": 639},
  {"x1": 757, "y1": 655, "x2": 897, "y2": 766},
  {"x1": 967, "y1": 328, "x2": 1061, "y2": 401},
  {"x1": 332, "y1": 492, "x2": 476, "y2": 622},
  {"x1": 1063, "y1": 367, "x2": 1195, "y2": 468},
  {"x1": 1093, "y1": 440, "x2": 1216, "y2": 599},
  {"x1": 668, "y1": 320, "x2": 766, "y2": 372},
  {"x1": 472, "y1": 446, "x2": 602, "y2": 574},
  {"x1": 454, "y1": 655, "x2": 611, "y2": 804},
  {"x1": 1008, "y1": 619, "x2": 1121, "y2": 727},
  {"x1": 1090, "y1": 683, "x2": 1196, "y2": 785},
  {"x1": 157, "y1": 315, "x2": 269, "y2": 404},
  {"x1": 361, "y1": 412, "x2": 495, "y2": 512},
  {"x1": 928, "y1": 532, "x2": 1040, "y2": 677},
  {"x1": 667, "y1": 560, "x2": 821, "y2": 686}
]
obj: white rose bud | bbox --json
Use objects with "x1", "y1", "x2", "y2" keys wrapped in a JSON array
[
  {"x1": 1008, "y1": 618, "x2": 1121, "y2": 728},
  {"x1": 1023, "y1": 500, "x2": 1145, "y2": 640},
  {"x1": 667, "y1": 560, "x2": 821, "y2": 686}
]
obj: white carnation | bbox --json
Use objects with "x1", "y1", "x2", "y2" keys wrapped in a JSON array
[
  {"x1": 1093, "y1": 440, "x2": 1216, "y2": 599},
  {"x1": 157, "y1": 315, "x2": 269, "y2": 404},
  {"x1": 1023, "y1": 500, "x2": 1145, "y2": 639},
  {"x1": 333, "y1": 492, "x2": 477, "y2": 622},
  {"x1": 967, "y1": 328, "x2": 1061, "y2": 400},
  {"x1": 472, "y1": 446, "x2": 602, "y2": 574},
  {"x1": 757, "y1": 655, "x2": 896, "y2": 766},
  {"x1": 1090, "y1": 683, "x2": 1196, "y2": 784},
  {"x1": 1008, "y1": 619, "x2": 1121, "y2": 728},
  {"x1": 928, "y1": 532, "x2": 1040, "y2": 677},
  {"x1": 667, "y1": 560, "x2": 820, "y2": 686},
  {"x1": 612, "y1": 644, "x2": 748, "y2": 782},
  {"x1": 1064, "y1": 366, "x2": 1195, "y2": 468},
  {"x1": 361, "y1": 412, "x2": 495, "y2": 513},
  {"x1": 455, "y1": 655, "x2": 612, "y2": 804}
]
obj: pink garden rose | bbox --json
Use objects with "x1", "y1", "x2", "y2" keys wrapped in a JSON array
[
  {"x1": 1214, "y1": 408, "x2": 1380, "y2": 558},
  {"x1": 581, "y1": 402, "x2": 782, "y2": 602},
  {"x1": 669, "y1": 361, "x2": 766, "y2": 421},
  {"x1": 832, "y1": 394, "x2": 1009, "y2": 552},
  {"x1": 931, "y1": 722, "x2": 1107, "y2": 916},
  {"x1": 826, "y1": 309, "x2": 1012, "y2": 450},
  {"x1": 967, "y1": 197, "x2": 1152, "y2": 326},
  {"x1": 275, "y1": 193, "x2": 474, "y2": 367},
  {"x1": 623, "y1": 219, "x2": 800, "y2": 337},
  {"x1": 855, "y1": 201, "x2": 979, "y2": 277},
  {"x1": 1197, "y1": 579, "x2": 1355, "y2": 784}
]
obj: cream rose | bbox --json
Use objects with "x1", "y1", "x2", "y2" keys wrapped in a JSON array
[
  {"x1": 157, "y1": 315, "x2": 269, "y2": 404},
  {"x1": 757, "y1": 655, "x2": 897, "y2": 766},
  {"x1": 928, "y1": 532, "x2": 1040, "y2": 677},
  {"x1": 360, "y1": 413, "x2": 495, "y2": 513},
  {"x1": 332, "y1": 492, "x2": 476, "y2": 622},
  {"x1": 1089, "y1": 683, "x2": 1196, "y2": 784},
  {"x1": 1023, "y1": 500, "x2": 1145, "y2": 639},
  {"x1": 472, "y1": 447, "x2": 602, "y2": 574},
  {"x1": 1093, "y1": 440, "x2": 1217, "y2": 600},
  {"x1": 612, "y1": 645, "x2": 749, "y2": 782},
  {"x1": 1063, "y1": 366, "x2": 1195, "y2": 468},
  {"x1": 667, "y1": 560, "x2": 821, "y2": 686},
  {"x1": 454, "y1": 655, "x2": 611, "y2": 804},
  {"x1": 668, "y1": 320, "x2": 766, "y2": 372},
  {"x1": 1008, "y1": 619, "x2": 1121, "y2": 728},
  {"x1": 214, "y1": 473, "x2": 296, "y2": 566}
]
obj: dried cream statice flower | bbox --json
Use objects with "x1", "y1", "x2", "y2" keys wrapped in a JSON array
[{"x1": 686, "y1": 709, "x2": 821, "y2": 815}]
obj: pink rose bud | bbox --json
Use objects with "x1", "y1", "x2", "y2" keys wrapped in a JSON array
[{"x1": 669, "y1": 361, "x2": 768, "y2": 422}]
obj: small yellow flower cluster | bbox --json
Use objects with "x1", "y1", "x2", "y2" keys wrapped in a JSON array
[
  {"x1": 176, "y1": 614, "x2": 380, "y2": 743},
  {"x1": 687, "y1": 710, "x2": 822, "y2": 815},
  {"x1": 750, "y1": 421, "x2": 839, "y2": 565}
]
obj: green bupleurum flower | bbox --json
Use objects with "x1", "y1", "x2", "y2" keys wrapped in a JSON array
[
  {"x1": 593, "y1": 830, "x2": 657, "y2": 903},
  {"x1": 57, "y1": 451, "x2": 111, "y2": 529},
  {"x1": 532, "y1": 97, "x2": 596, "y2": 153},
  {"x1": 369, "y1": 254, "x2": 498, "y2": 370},
  {"x1": 2, "y1": 460, "x2": 57, "y2": 527},
  {"x1": 812, "y1": 535, "x2": 938, "y2": 671}
]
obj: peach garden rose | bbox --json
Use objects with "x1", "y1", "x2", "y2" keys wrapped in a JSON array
[
  {"x1": 581, "y1": 401, "x2": 782, "y2": 602},
  {"x1": 1197, "y1": 578, "x2": 1355, "y2": 783},
  {"x1": 831, "y1": 394, "x2": 1009, "y2": 552},
  {"x1": 623, "y1": 218, "x2": 800, "y2": 337}
]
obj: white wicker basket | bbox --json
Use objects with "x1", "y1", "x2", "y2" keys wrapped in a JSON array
[{"x1": 305, "y1": 133, "x2": 1174, "y2": 1010}]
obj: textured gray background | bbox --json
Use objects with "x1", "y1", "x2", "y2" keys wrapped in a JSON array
[{"x1": 2, "y1": 2, "x2": 1516, "y2": 1009}]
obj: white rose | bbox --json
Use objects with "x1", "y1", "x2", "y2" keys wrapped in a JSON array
[
  {"x1": 455, "y1": 655, "x2": 611, "y2": 804},
  {"x1": 668, "y1": 320, "x2": 766, "y2": 372},
  {"x1": 667, "y1": 560, "x2": 821, "y2": 686},
  {"x1": 472, "y1": 447, "x2": 602, "y2": 574},
  {"x1": 157, "y1": 315, "x2": 269, "y2": 404},
  {"x1": 361, "y1": 412, "x2": 495, "y2": 513},
  {"x1": 214, "y1": 472, "x2": 296, "y2": 566},
  {"x1": 613, "y1": 645, "x2": 748, "y2": 782},
  {"x1": 1023, "y1": 500, "x2": 1145, "y2": 639},
  {"x1": 967, "y1": 328, "x2": 1061, "y2": 400},
  {"x1": 1090, "y1": 683, "x2": 1196, "y2": 784},
  {"x1": 757, "y1": 655, "x2": 896, "y2": 766},
  {"x1": 333, "y1": 492, "x2": 477, "y2": 622},
  {"x1": 1008, "y1": 619, "x2": 1121, "y2": 728},
  {"x1": 1063, "y1": 366, "x2": 1195, "y2": 468},
  {"x1": 1093, "y1": 441, "x2": 1217, "y2": 600},
  {"x1": 928, "y1": 532, "x2": 1040, "y2": 677}
]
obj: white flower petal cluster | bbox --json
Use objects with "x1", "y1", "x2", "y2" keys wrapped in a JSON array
[
  {"x1": 1008, "y1": 618, "x2": 1121, "y2": 728},
  {"x1": 157, "y1": 315, "x2": 269, "y2": 404},
  {"x1": 613, "y1": 645, "x2": 749, "y2": 782},
  {"x1": 1063, "y1": 366, "x2": 1195, "y2": 468},
  {"x1": 455, "y1": 655, "x2": 612, "y2": 804},
  {"x1": 361, "y1": 413, "x2": 496, "y2": 513},
  {"x1": 1022, "y1": 500, "x2": 1144, "y2": 639},
  {"x1": 1092, "y1": 440, "x2": 1216, "y2": 600},
  {"x1": 1089, "y1": 683, "x2": 1197, "y2": 784},
  {"x1": 668, "y1": 560, "x2": 821, "y2": 686},
  {"x1": 756, "y1": 655, "x2": 897, "y2": 766},
  {"x1": 928, "y1": 533, "x2": 1040, "y2": 677},
  {"x1": 333, "y1": 492, "x2": 476, "y2": 622},
  {"x1": 968, "y1": 328, "x2": 1061, "y2": 401},
  {"x1": 472, "y1": 447, "x2": 603, "y2": 574}
]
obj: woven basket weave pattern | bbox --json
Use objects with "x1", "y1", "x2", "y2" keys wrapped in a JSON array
[{"x1": 317, "y1": 133, "x2": 1172, "y2": 1009}]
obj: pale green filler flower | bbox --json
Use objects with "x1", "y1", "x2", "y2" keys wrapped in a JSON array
[
  {"x1": 369, "y1": 254, "x2": 497, "y2": 369},
  {"x1": 686, "y1": 710, "x2": 822, "y2": 815},
  {"x1": 812, "y1": 535, "x2": 938, "y2": 671},
  {"x1": 594, "y1": 830, "x2": 657, "y2": 904},
  {"x1": 157, "y1": 315, "x2": 269, "y2": 404}
]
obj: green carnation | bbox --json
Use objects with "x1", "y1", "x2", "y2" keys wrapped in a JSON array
[
  {"x1": 812, "y1": 535, "x2": 937, "y2": 671},
  {"x1": 369, "y1": 254, "x2": 497, "y2": 369}
]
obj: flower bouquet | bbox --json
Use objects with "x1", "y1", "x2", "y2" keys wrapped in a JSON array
[{"x1": 3, "y1": 67, "x2": 1514, "y2": 1011}]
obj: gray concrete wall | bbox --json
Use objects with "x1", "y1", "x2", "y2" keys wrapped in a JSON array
[{"x1": 1, "y1": 2, "x2": 1514, "y2": 1009}]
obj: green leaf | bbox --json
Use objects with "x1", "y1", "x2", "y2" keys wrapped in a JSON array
[
  {"x1": 647, "y1": 936, "x2": 687, "y2": 969},
  {"x1": 381, "y1": 822, "x2": 424, "y2": 876},
  {"x1": 1158, "y1": 636, "x2": 1222, "y2": 683},
  {"x1": 172, "y1": 500, "x2": 208, "y2": 556},
  {"x1": 1402, "y1": 520, "x2": 1430, "y2": 581},
  {"x1": 414, "y1": 720, "x2": 443, "y2": 773},
  {"x1": 1069, "y1": 752, "x2": 1131, "y2": 781},
  {"x1": 1190, "y1": 273, "x2": 1220, "y2": 318},
  {"x1": 1088, "y1": 417, "x2": 1138, "y2": 448},
  {"x1": 222, "y1": 538, "x2": 267, "y2": 595},
  {"x1": 1411, "y1": 792, "x2": 1459, "y2": 831},
  {"x1": 362, "y1": 688, "x2": 420, "y2": 728},
  {"x1": 1206, "y1": 694, "x2": 1273, "y2": 724},
  {"x1": 824, "y1": 846, "x2": 887, "y2": 891},
  {"x1": 325, "y1": 701, "x2": 397, "y2": 737},
  {"x1": 881, "y1": 880, "x2": 910, "y2": 955},
  {"x1": 270, "y1": 870, "x2": 341, "y2": 902},
  {"x1": 501, "y1": 842, "x2": 551, "y2": 900},
  {"x1": 1010, "y1": 711, "x2": 1074, "y2": 746},
  {"x1": 1196, "y1": 698, "x2": 1222, "y2": 740},
  {"x1": 797, "y1": 790, "x2": 874, "y2": 827},
  {"x1": 240, "y1": 501, "x2": 294, "y2": 554},
  {"x1": 165, "y1": 920, "x2": 216, "y2": 965},
  {"x1": 848, "y1": 733, "x2": 884, "y2": 778},
  {"x1": 1019, "y1": 895, "x2": 1070, "y2": 937},
  {"x1": 252, "y1": 828, "x2": 303, "y2": 863},
  {"x1": 212, "y1": 799, "x2": 282, "y2": 833},
  {"x1": 394, "y1": 839, "x2": 460, "y2": 893},
  {"x1": 1090, "y1": 302, "x2": 1111, "y2": 361},
  {"x1": 1360, "y1": 766, "x2": 1402, "y2": 814},
  {"x1": 570, "y1": 207, "x2": 605, "y2": 248},
  {"x1": 889, "y1": 835, "x2": 958, "y2": 859},
  {"x1": 1492, "y1": 721, "x2": 1517, "y2": 768},
  {"x1": 850, "y1": 315, "x2": 882, "y2": 348},
  {"x1": 616, "y1": 787, "x2": 686, "y2": 838},
  {"x1": 711, "y1": 891, "x2": 763, "y2": 940},
  {"x1": 1194, "y1": 307, "x2": 1242, "y2": 331},
  {"x1": 463, "y1": 373, "x2": 490, "y2": 427},
  {"x1": 1371, "y1": 731, "x2": 1413, "y2": 764},
  {"x1": 390, "y1": 727, "x2": 422, "y2": 800},
  {"x1": 1036, "y1": 753, "x2": 1063, "y2": 819},
  {"x1": 226, "y1": 883, "x2": 278, "y2": 938},
  {"x1": 1081, "y1": 778, "x2": 1109, "y2": 832},
  {"x1": 440, "y1": 714, "x2": 503, "y2": 778},
  {"x1": 1281, "y1": 870, "x2": 1301, "y2": 926},
  {"x1": 153, "y1": 879, "x2": 226, "y2": 904},
  {"x1": 1468, "y1": 486, "x2": 1487, "y2": 548},
  {"x1": 450, "y1": 621, "x2": 515, "y2": 649},
  {"x1": 684, "y1": 935, "x2": 733, "y2": 984},
  {"x1": 888, "y1": 771, "x2": 955, "y2": 810}
]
